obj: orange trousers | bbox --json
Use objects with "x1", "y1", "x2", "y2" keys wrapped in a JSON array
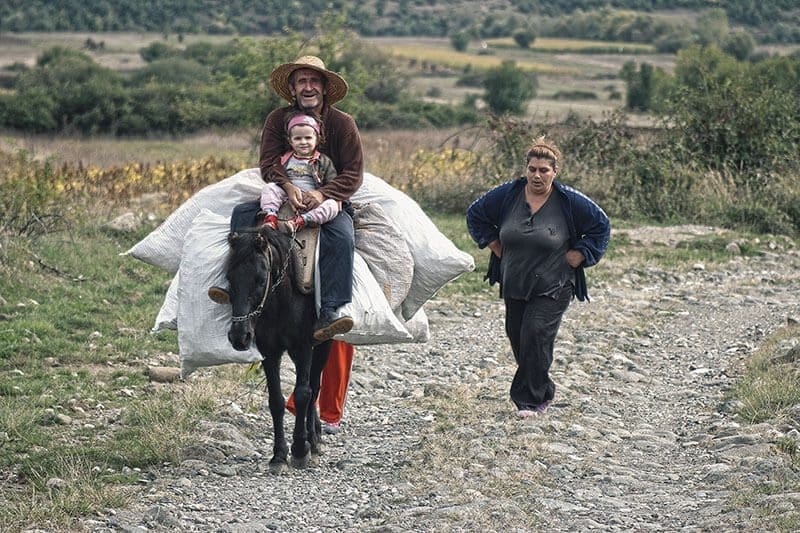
[{"x1": 286, "y1": 340, "x2": 354, "y2": 425}]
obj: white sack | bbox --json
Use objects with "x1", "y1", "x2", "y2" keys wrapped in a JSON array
[
  {"x1": 123, "y1": 168, "x2": 263, "y2": 272},
  {"x1": 178, "y1": 209, "x2": 261, "y2": 377},
  {"x1": 401, "y1": 307, "x2": 430, "y2": 343},
  {"x1": 176, "y1": 209, "x2": 411, "y2": 375},
  {"x1": 152, "y1": 272, "x2": 179, "y2": 332},
  {"x1": 337, "y1": 253, "x2": 412, "y2": 345},
  {"x1": 352, "y1": 202, "x2": 414, "y2": 311},
  {"x1": 351, "y1": 172, "x2": 475, "y2": 319}
]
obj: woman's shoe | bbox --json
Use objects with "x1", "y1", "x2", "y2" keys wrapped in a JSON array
[
  {"x1": 322, "y1": 421, "x2": 341, "y2": 435},
  {"x1": 533, "y1": 401, "x2": 551, "y2": 415}
]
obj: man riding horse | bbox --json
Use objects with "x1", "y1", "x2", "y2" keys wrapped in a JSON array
[{"x1": 211, "y1": 55, "x2": 363, "y2": 343}]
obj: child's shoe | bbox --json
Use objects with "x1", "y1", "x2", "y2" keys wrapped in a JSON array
[{"x1": 263, "y1": 213, "x2": 279, "y2": 230}]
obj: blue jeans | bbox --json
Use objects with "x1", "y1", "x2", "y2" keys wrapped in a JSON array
[{"x1": 230, "y1": 200, "x2": 354, "y2": 312}]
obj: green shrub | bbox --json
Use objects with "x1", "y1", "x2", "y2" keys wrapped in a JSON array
[
  {"x1": 722, "y1": 30, "x2": 756, "y2": 60},
  {"x1": 139, "y1": 42, "x2": 179, "y2": 62},
  {"x1": 450, "y1": 31, "x2": 470, "y2": 52},
  {"x1": 128, "y1": 58, "x2": 212, "y2": 86},
  {"x1": 667, "y1": 46, "x2": 800, "y2": 176},
  {"x1": 347, "y1": 99, "x2": 478, "y2": 130},
  {"x1": 455, "y1": 71, "x2": 485, "y2": 87},
  {"x1": 654, "y1": 29, "x2": 695, "y2": 53},
  {"x1": 12, "y1": 47, "x2": 128, "y2": 134},
  {"x1": 482, "y1": 60, "x2": 537, "y2": 115},
  {"x1": 426, "y1": 86, "x2": 442, "y2": 98},
  {"x1": 552, "y1": 90, "x2": 597, "y2": 100},
  {"x1": 345, "y1": 43, "x2": 410, "y2": 105},
  {"x1": 619, "y1": 61, "x2": 670, "y2": 112},
  {"x1": 0, "y1": 89, "x2": 57, "y2": 132},
  {"x1": 119, "y1": 84, "x2": 186, "y2": 135},
  {"x1": 718, "y1": 205, "x2": 795, "y2": 235},
  {"x1": 512, "y1": 28, "x2": 536, "y2": 49}
]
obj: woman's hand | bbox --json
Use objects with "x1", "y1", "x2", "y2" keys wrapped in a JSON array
[
  {"x1": 488, "y1": 239, "x2": 502, "y2": 258},
  {"x1": 566, "y1": 249, "x2": 585, "y2": 268}
]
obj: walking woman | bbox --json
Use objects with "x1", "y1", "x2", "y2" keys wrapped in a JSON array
[{"x1": 466, "y1": 137, "x2": 610, "y2": 417}]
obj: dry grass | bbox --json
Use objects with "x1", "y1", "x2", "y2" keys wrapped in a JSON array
[
  {"x1": 0, "y1": 131, "x2": 257, "y2": 167},
  {"x1": 361, "y1": 127, "x2": 461, "y2": 182},
  {"x1": 487, "y1": 36, "x2": 655, "y2": 53},
  {"x1": 381, "y1": 42, "x2": 578, "y2": 75},
  {"x1": 0, "y1": 127, "x2": 459, "y2": 183},
  {"x1": 401, "y1": 379, "x2": 550, "y2": 529}
]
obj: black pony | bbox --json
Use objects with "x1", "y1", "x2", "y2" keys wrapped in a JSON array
[{"x1": 224, "y1": 225, "x2": 331, "y2": 473}]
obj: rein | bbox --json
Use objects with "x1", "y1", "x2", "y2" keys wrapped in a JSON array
[{"x1": 230, "y1": 234, "x2": 294, "y2": 323}]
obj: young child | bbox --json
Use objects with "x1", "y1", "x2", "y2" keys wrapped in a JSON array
[{"x1": 260, "y1": 113, "x2": 340, "y2": 233}]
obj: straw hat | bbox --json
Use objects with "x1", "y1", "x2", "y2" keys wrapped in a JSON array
[{"x1": 270, "y1": 55, "x2": 349, "y2": 106}]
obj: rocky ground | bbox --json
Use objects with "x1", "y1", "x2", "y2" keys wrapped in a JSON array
[{"x1": 83, "y1": 226, "x2": 800, "y2": 532}]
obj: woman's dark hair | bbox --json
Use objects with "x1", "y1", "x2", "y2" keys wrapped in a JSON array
[{"x1": 526, "y1": 136, "x2": 562, "y2": 168}]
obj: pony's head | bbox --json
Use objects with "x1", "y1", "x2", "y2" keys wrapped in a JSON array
[{"x1": 224, "y1": 226, "x2": 276, "y2": 350}]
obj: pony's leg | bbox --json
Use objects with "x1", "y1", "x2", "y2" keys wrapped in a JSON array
[
  {"x1": 289, "y1": 352, "x2": 313, "y2": 468},
  {"x1": 263, "y1": 357, "x2": 289, "y2": 474},
  {"x1": 308, "y1": 340, "x2": 333, "y2": 455}
]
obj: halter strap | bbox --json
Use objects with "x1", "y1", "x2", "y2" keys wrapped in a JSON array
[{"x1": 229, "y1": 237, "x2": 292, "y2": 323}]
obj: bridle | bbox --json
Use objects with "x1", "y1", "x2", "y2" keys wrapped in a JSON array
[{"x1": 229, "y1": 234, "x2": 293, "y2": 323}]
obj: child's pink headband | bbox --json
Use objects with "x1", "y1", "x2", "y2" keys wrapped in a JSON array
[{"x1": 287, "y1": 115, "x2": 320, "y2": 135}]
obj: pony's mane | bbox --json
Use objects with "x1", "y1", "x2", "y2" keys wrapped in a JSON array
[{"x1": 226, "y1": 227, "x2": 292, "y2": 276}]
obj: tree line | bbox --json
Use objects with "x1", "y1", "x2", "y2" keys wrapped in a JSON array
[
  {"x1": 1, "y1": 1, "x2": 798, "y2": 43},
  {"x1": 0, "y1": 27, "x2": 486, "y2": 136}
]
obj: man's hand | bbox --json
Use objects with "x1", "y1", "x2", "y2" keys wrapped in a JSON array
[
  {"x1": 302, "y1": 189, "x2": 325, "y2": 210},
  {"x1": 566, "y1": 249, "x2": 585, "y2": 268},
  {"x1": 283, "y1": 184, "x2": 304, "y2": 210}
]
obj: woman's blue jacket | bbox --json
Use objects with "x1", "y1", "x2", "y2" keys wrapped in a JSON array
[{"x1": 466, "y1": 177, "x2": 611, "y2": 301}]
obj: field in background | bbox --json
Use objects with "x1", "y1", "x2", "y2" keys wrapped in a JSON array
[
  {"x1": 0, "y1": 31, "x2": 665, "y2": 124},
  {"x1": 0, "y1": 31, "x2": 232, "y2": 72},
  {"x1": 376, "y1": 40, "x2": 580, "y2": 74},
  {"x1": 486, "y1": 36, "x2": 656, "y2": 53},
  {"x1": 367, "y1": 36, "x2": 671, "y2": 123}
]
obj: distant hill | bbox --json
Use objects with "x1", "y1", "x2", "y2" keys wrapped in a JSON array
[{"x1": 1, "y1": 0, "x2": 798, "y2": 42}]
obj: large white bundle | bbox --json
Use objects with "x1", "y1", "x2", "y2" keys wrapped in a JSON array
[
  {"x1": 337, "y1": 253, "x2": 412, "y2": 345},
  {"x1": 123, "y1": 168, "x2": 263, "y2": 272},
  {"x1": 129, "y1": 169, "x2": 466, "y2": 372},
  {"x1": 128, "y1": 169, "x2": 472, "y2": 321},
  {"x1": 178, "y1": 209, "x2": 261, "y2": 377},
  {"x1": 351, "y1": 172, "x2": 475, "y2": 319},
  {"x1": 352, "y1": 202, "x2": 414, "y2": 311},
  {"x1": 152, "y1": 271, "x2": 428, "y2": 344},
  {"x1": 176, "y1": 209, "x2": 412, "y2": 376}
]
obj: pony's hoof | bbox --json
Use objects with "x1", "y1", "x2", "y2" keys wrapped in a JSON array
[
  {"x1": 268, "y1": 460, "x2": 288, "y2": 475},
  {"x1": 291, "y1": 453, "x2": 310, "y2": 469}
]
